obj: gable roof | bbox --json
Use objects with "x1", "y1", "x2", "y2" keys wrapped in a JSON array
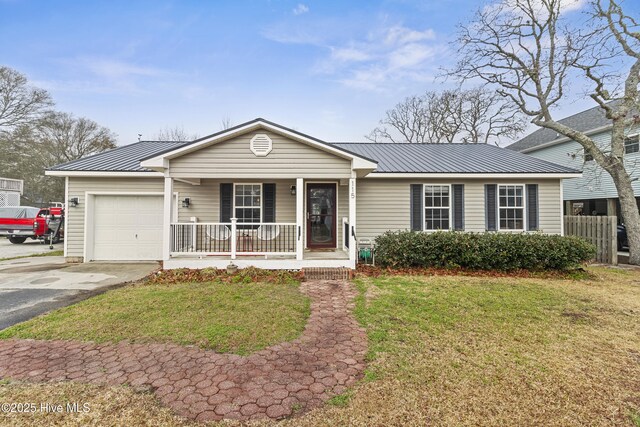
[
  {"x1": 48, "y1": 141, "x2": 188, "y2": 172},
  {"x1": 139, "y1": 118, "x2": 379, "y2": 167},
  {"x1": 333, "y1": 143, "x2": 578, "y2": 174},
  {"x1": 46, "y1": 119, "x2": 580, "y2": 177},
  {"x1": 507, "y1": 101, "x2": 620, "y2": 153}
]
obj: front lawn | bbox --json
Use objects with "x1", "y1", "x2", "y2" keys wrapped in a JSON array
[
  {"x1": 1, "y1": 267, "x2": 639, "y2": 426},
  {"x1": 0, "y1": 278, "x2": 310, "y2": 355},
  {"x1": 292, "y1": 267, "x2": 640, "y2": 426}
]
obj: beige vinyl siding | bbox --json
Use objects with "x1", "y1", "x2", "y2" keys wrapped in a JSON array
[
  {"x1": 356, "y1": 178, "x2": 563, "y2": 241},
  {"x1": 66, "y1": 177, "x2": 164, "y2": 258},
  {"x1": 169, "y1": 131, "x2": 352, "y2": 179},
  {"x1": 175, "y1": 179, "x2": 296, "y2": 223},
  {"x1": 67, "y1": 177, "x2": 300, "y2": 258}
]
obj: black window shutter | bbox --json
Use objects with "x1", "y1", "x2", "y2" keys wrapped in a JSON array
[
  {"x1": 526, "y1": 184, "x2": 539, "y2": 231},
  {"x1": 452, "y1": 184, "x2": 465, "y2": 231},
  {"x1": 262, "y1": 183, "x2": 276, "y2": 222},
  {"x1": 410, "y1": 184, "x2": 423, "y2": 231},
  {"x1": 220, "y1": 183, "x2": 233, "y2": 222},
  {"x1": 485, "y1": 184, "x2": 497, "y2": 231}
]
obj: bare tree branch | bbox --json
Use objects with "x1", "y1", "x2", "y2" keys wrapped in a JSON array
[
  {"x1": 447, "y1": 0, "x2": 640, "y2": 263},
  {"x1": 155, "y1": 125, "x2": 199, "y2": 142},
  {"x1": 220, "y1": 116, "x2": 233, "y2": 130},
  {"x1": 0, "y1": 66, "x2": 53, "y2": 132},
  {"x1": 367, "y1": 88, "x2": 526, "y2": 144}
]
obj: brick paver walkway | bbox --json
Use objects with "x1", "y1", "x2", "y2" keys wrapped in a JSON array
[{"x1": 0, "y1": 280, "x2": 366, "y2": 422}]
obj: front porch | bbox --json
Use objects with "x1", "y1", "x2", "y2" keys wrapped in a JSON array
[{"x1": 163, "y1": 177, "x2": 358, "y2": 269}]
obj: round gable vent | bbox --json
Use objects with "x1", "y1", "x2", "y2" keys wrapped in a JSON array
[{"x1": 250, "y1": 134, "x2": 273, "y2": 157}]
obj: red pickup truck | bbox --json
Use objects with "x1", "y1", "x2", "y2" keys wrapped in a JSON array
[{"x1": 0, "y1": 206, "x2": 64, "y2": 244}]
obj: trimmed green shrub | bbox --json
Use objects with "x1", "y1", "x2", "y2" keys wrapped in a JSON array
[{"x1": 374, "y1": 231, "x2": 595, "y2": 271}]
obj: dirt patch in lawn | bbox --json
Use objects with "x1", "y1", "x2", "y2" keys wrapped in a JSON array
[{"x1": 0, "y1": 380, "x2": 194, "y2": 427}]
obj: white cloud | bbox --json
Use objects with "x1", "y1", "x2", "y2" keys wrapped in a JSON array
[
  {"x1": 326, "y1": 25, "x2": 443, "y2": 91},
  {"x1": 263, "y1": 14, "x2": 444, "y2": 91},
  {"x1": 39, "y1": 57, "x2": 175, "y2": 95},
  {"x1": 384, "y1": 26, "x2": 435, "y2": 46},
  {"x1": 331, "y1": 47, "x2": 371, "y2": 63},
  {"x1": 82, "y1": 58, "x2": 166, "y2": 80},
  {"x1": 293, "y1": 3, "x2": 309, "y2": 15},
  {"x1": 488, "y1": 0, "x2": 587, "y2": 17}
]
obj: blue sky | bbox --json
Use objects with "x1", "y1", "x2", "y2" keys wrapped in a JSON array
[{"x1": 1, "y1": 0, "x2": 634, "y2": 144}]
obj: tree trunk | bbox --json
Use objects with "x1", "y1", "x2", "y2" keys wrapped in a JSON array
[{"x1": 609, "y1": 163, "x2": 640, "y2": 264}]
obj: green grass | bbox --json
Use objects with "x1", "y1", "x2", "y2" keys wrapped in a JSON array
[
  {"x1": 354, "y1": 276, "x2": 576, "y2": 382},
  {"x1": 304, "y1": 270, "x2": 640, "y2": 427},
  {"x1": 0, "y1": 280, "x2": 310, "y2": 355},
  {"x1": 0, "y1": 249, "x2": 63, "y2": 262}
]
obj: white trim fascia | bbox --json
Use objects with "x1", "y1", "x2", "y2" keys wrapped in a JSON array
[
  {"x1": 232, "y1": 183, "x2": 263, "y2": 224},
  {"x1": 164, "y1": 258, "x2": 355, "y2": 270},
  {"x1": 175, "y1": 178, "x2": 201, "y2": 186},
  {"x1": 422, "y1": 183, "x2": 453, "y2": 232},
  {"x1": 518, "y1": 124, "x2": 613, "y2": 154},
  {"x1": 46, "y1": 171, "x2": 164, "y2": 177},
  {"x1": 63, "y1": 176, "x2": 69, "y2": 257},
  {"x1": 141, "y1": 157, "x2": 169, "y2": 170},
  {"x1": 304, "y1": 180, "x2": 340, "y2": 250},
  {"x1": 497, "y1": 184, "x2": 526, "y2": 232},
  {"x1": 85, "y1": 191, "x2": 164, "y2": 196},
  {"x1": 560, "y1": 180, "x2": 565, "y2": 236},
  {"x1": 366, "y1": 172, "x2": 582, "y2": 179},
  {"x1": 351, "y1": 157, "x2": 378, "y2": 171},
  {"x1": 83, "y1": 192, "x2": 91, "y2": 262},
  {"x1": 83, "y1": 191, "x2": 166, "y2": 262},
  {"x1": 139, "y1": 120, "x2": 378, "y2": 170}
]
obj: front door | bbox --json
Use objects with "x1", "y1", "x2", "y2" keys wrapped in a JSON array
[{"x1": 307, "y1": 183, "x2": 337, "y2": 249}]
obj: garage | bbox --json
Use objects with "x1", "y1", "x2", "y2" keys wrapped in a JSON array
[{"x1": 91, "y1": 195, "x2": 163, "y2": 261}]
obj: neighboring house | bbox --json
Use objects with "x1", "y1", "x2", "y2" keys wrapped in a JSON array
[
  {"x1": 507, "y1": 101, "x2": 639, "y2": 218},
  {"x1": 0, "y1": 177, "x2": 23, "y2": 207},
  {"x1": 45, "y1": 118, "x2": 579, "y2": 270}
]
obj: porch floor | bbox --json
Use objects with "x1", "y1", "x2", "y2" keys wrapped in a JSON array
[
  {"x1": 170, "y1": 249, "x2": 349, "y2": 261},
  {"x1": 165, "y1": 249, "x2": 352, "y2": 270}
]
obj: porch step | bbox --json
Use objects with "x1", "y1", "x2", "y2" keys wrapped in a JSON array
[{"x1": 302, "y1": 267, "x2": 352, "y2": 281}]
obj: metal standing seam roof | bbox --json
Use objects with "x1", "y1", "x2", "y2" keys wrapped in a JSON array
[
  {"x1": 47, "y1": 135, "x2": 580, "y2": 174},
  {"x1": 48, "y1": 141, "x2": 188, "y2": 171},
  {"x1": 332, "y1": 143, "x2": 579, "y2": 174},
  {"x1": 507, "y1": 100, "x2": 621, "y2": 152}
]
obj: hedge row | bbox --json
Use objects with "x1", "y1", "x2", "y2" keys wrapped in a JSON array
[{"x1": 374, "y1": 231, "x2": 595, "y2": 271}]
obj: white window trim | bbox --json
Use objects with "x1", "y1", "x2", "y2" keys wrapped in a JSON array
[
  {"x1": 233, "y1": 183, "x2": 262, "y2": 223},
  {"x1": 624, "y1": 134, "x2": 639, "y2": 154},
  {"x1": 423, "y1": 184, "x2": 452, "y2": 232},
  {"x1": 497, "y1": 184, "x2": 526, "y2": 232}
]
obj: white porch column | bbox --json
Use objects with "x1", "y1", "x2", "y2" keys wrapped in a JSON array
[
  {"x1": 349, "y1": 177, "x2": 357, "y2": 266},
  {"x1": 162, "y1": 176, "x2": 173, "y2": 261},
  {"x1": 230, "y1": 218, "x2": 237, "y2": 260},
  {"x1": 296, "y1": 178, "x2": 304, "y2": 260}
]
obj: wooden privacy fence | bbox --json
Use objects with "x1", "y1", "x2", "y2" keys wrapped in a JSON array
[{"x1": 564, "y1": 215, "x2": 617, "y2": 265}]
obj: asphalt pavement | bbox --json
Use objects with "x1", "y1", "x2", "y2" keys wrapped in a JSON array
[
  {"x1": 0, "y1": 237, "x2": 61, "y2": 259},
  {"x1": 0, "y1": 256, "x2": 158, "y2": 330}
]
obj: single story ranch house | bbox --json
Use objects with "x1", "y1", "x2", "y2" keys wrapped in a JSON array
[{"x1": 45, "y1": 118, "x2": 580, "y2": 270}]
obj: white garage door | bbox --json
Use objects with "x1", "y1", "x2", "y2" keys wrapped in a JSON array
[{"x1": 93, "y1": 195, "x2": 163, "y2": 261}]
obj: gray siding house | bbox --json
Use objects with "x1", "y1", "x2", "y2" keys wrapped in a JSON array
[
  {"x1": 46, "y1": 119, "x2": 579, "y2": 270},
  {"x1": 507, "y1": 102, "x2": 640, "y2": 218}
]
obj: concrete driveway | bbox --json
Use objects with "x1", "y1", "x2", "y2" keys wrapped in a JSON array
[
  {"x1": 0, "y1": 237, "x2": 61, "y2": 259},
  {"x1": 0, "y1": 256, "x2": 159, "y2": 330}
]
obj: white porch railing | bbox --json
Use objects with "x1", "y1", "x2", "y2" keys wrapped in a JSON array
[{"x1": 170, "y1": 219, "x2": 298, "y2": 257}]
